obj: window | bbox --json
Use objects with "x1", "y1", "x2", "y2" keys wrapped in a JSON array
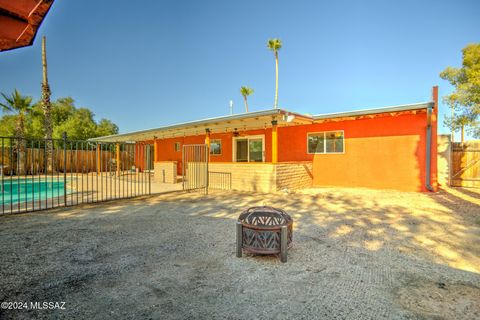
[
  {"x1": 325, "y1": 131, "x2": 344, "y2": 153},
  {"x1": 210, "y1": 139, "x2": 222, "y2": 155},
  {"x1": 174, "y1": 142, "x2": 181, "y2": 152},
  {"x1": 308, "y1": 131, "x2": 344, "y2": 154},
  {"x1": 308, "y1": 133, "x2": 325, "y2": 154}
]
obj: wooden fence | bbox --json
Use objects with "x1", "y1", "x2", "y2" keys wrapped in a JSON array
[
  {"x1": 0, "y1": 147, "x2": 133, "y2": 175},
  {"x1": 450, "y1": 141, "x2": 480, "y2": 188}
]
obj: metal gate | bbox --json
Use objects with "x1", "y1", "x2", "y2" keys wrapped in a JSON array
[
  {"x1": 182, "y1": 144, "x2": 208, "y2": 194},
  {"x1": 450, "y1": 141, "x2": 480, "y2": 188},
  {"x1": 1, "y1": 135, "x2": 151, "y2": 215}
]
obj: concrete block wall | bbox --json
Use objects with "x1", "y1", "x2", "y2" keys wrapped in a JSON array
[
  {"x1": 276, "y1": 162, "x2": 313, "y2": 191},
  {"x1": 154, "y1": 161, "x2": 177, "y2": 183},
  {"x1": 208, "y1": 162, "x2": 313, "y2": 193},
  {"x1": 209, "y1": 163, "x2": 276, "y2": 192}
]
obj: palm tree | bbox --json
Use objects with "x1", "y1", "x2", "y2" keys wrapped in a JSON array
[
  {"x1": 267, "y1": 38, "x2": 282, "y2": 109},
  {"x1": 240, "y1": 86, "x2": 254, "y2": 112},
  {"x1": 41, "y1": 36, "x2": 53, "y2": 173},
  {"x1": 0, "y1": 89, "x2": 33, "y2": 138},
  {"x1": 1, "y1": 89, "x2": 33, "y2": 174}
]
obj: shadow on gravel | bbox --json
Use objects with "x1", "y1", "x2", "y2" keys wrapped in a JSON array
[{"x1": 0, "y1": 187, "x2": 479, "y2": 319}]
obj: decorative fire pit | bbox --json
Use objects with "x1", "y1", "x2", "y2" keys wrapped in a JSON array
[{"x1": 236, "y1": 206, "x2": 293, "y2": 262}]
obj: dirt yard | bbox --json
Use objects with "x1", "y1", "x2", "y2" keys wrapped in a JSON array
[{"x1": 0, "y1": 187, "x2": 479, "y2": 319}]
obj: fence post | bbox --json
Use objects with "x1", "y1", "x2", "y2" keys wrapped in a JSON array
[
  {"x1": 148, "y1": 145, "x2": 151, "y2": 195},
  {"x1": 205, "y1": 144, "x2": 209, "y2": 195},
  {"x1": 449, "y1": 138, "x2": 452, "y2": 187},
  {"x1": 182, "y1": 145, "x2": 185, "y2": 190},
  {"x1": 62, "y1": 132, "x2": 67, "y2": 206}
]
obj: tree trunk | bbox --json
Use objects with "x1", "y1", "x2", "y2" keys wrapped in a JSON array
[
  {"x1": 461, "y1": 125, "x2": 465, "y2": 143},
  {"x1": 244, "y1": 96, "x2": 249, "y2": 113},
  {"x1": 42, "y1": 36, "x2": 53, "y2": 173},
  {"x1": 15, "y1": 115, "x2": 26, "y2": 175},
  {"x1": 274, "y1": 51, "x2": 279, "y2": 109},
  {"x1": 451, "y1": 105, "x2": 455, "y2": 142}
]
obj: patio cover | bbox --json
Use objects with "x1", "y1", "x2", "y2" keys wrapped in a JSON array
[
  {"x1": 90, "y1": 109, "x2": 313, "y2": 142},
  {"x1": 0, "y1": 0, "x2": 54, "y2": 52}
]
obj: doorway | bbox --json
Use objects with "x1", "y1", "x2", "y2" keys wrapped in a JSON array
[
  {"x1": 233, "y1": 135, "x2": 265, "y2": 162},
  {"x1": 145, "y1": 144, "x2": 154, "y2": 171}
]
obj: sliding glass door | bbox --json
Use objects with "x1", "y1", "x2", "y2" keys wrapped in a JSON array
[
  {"x1": 248, "y1": 139, "x2": 263, "y2": 162},
  {"x1": 145, "y1": 144, "x2": 154, "y2": 170},
  {"x1": 233, "y1": 135, "x2": 264, "y2": 162},
  {"x1": 236, "y1": 139, "x2": 248, "y2": 162}
]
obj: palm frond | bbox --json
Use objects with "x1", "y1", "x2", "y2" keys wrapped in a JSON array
[
  {"x1": 240, "y1": 86, "x2": 254, "y2": 97},
  {"x1": 0, "y1": 89, "x2": 33, "y2": 114},
  {"x1": 267, "y1": 38, "x2": 282, "y2": 52}
]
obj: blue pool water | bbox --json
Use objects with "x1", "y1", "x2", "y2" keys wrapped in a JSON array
[{"x1": 1, "y1": 178, "x2": 71, "y2": 205}]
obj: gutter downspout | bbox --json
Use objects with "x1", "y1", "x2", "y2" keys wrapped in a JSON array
[{"x1": 425, "y1": 104, "x2": 434, "y2": 192}]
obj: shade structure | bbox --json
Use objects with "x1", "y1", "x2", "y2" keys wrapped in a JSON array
[{"x1": 0, "y1": 0, "x2": 54, "y2": 52}]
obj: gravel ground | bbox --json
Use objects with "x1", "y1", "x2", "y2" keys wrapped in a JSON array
[{"x1": 0, "y1": 187, "x2": 479, "y2": 319}]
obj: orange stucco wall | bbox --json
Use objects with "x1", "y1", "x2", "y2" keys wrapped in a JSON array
[{"x1": 276, "y1": 111, "x2": 436, "y2": 191}]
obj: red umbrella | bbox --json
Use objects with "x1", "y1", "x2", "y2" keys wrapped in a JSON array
[{"x1": 0, "y1": 0, "x2": 54, "y2": 52}]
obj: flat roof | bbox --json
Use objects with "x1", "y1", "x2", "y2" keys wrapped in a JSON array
[{"x1": 90, "y1": 101, "x2": 434, "y2": 142}]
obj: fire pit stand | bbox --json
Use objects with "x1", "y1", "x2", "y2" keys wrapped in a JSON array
[{"x1": 236, "y1": 206, "x2": 293, "y2": 263}]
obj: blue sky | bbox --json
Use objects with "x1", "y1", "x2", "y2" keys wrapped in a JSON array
[{"x1": 1, "y1": 0, "x2": 479, "y2": 137}]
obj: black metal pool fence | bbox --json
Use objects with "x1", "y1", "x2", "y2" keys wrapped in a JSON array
[{"x1": 0, "y1": 135, "x2": 152, "y2": 214}]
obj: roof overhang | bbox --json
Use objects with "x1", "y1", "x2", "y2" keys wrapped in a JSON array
[
  {"x1": 313, "y1": 102, "x2": 433, "y2": 122},
  {"x1": 90, "y1": 109, "x2": 313, "y2": 142},
  {"x1": 0, "y1": 0, "x2": 54, "y2": 52},
  {"x1": 90, "y1": 101, "x2": 435, "y2": 143}
]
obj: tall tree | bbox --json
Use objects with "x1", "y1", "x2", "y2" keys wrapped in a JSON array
[
  {"x1": 1, "y1": 95, "x2": 120, "y2": 141},
  {"x1": 443, "y1": 95, "x2": 458, "y2": 142},
  {"x1": 440, "y1": 43, "x2": 480, "y2": 139},
  {"x1": 41, "y1": 36, "x2": 54, "y2": 172},
  {"x1": 96, "y1": 119, "x2": 119, "y2": 137},
  {"x1": 0, "y1": 89, "x2": 33, "y2": 174},
  {"x1": 240, "y1": 86, "x2": 254, "y2": 112},
  {"x1": 444, "y1": 111, "x2": 475, "y2": 143},
  {"x1": 267, "y1": 38, "x2": 282, "y2": 109}
]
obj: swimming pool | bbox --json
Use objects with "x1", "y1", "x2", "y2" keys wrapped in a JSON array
[{"x1": 0, "y1": 178, "x2": 71, "y2": 205}]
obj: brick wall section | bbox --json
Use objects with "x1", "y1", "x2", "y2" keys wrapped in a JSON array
[
  {"x1": 276, "y1": 162, "x2": 313, "y2": 191},
  {"x1": 154, "y1": 161, "x2": 177, "y2": 183},
  {"x1": 208, "y1": 162, "x2": 313, "y2": 193},
  {"x1": 208, "y1": 163, "x2": 276, "y2": 192},
  {"x1": 154, "y1": 161, "x2": 313, "y2": 191}
]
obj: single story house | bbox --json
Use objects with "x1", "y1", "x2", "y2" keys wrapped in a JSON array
[{"x1": 92, "y1": 86, "x2": 439, "y2": 192}]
